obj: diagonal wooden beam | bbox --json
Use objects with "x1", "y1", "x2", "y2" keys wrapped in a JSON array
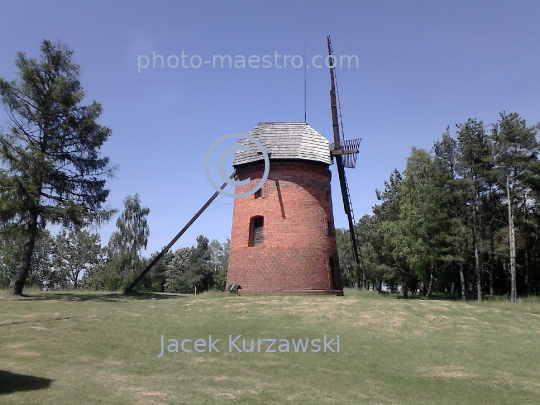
[{"x1": 124, "y1": 173, "x2": 235, "y2": 293}]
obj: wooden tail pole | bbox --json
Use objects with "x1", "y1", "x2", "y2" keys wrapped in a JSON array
[
  {"x1": 327, "y1": 35, "x2": 362, "y2": 270},
  {"x1": 124, "y1": 172, "x2": 236, "y2": 293}
]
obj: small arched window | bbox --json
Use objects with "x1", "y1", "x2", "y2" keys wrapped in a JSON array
[{"x1": 249, "y1": 216, "x2": 264, "y2": 247}]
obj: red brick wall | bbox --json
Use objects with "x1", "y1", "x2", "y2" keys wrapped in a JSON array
[{"x1": 227, "y1": 161, "x2": 343, "y2": 294}]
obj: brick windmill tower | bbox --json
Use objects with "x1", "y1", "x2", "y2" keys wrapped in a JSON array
[
  {"x1": 226, "y1": 37, "x2": 362, "y2": 295},
  {"x1": 226, "y1": 122, "x2": 343, "y2": 294}
]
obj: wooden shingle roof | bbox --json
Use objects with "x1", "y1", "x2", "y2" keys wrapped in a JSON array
[{"x1": 232, "y1": 122, "x2": 332, "y2": 167}]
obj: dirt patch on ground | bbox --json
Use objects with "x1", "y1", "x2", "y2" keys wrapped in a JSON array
[
  {"x1": 122, "y1": 386, "x2": 170, "y2": 405},
  {"x1": 14, "y1": 350, "x2": 40, "y2": 357},
  {"x1": 353, "y1": 313, "x2": 405, "y2": 328},
  {"x1": 425, "y1": 314, "x2": 451, "y2": 325},
  {"x1": 419, "y1": 366, "x2": 476, "y2": 379},
  {"x1": 202, "y1": 384, "x2": 262, "y2": 401},
  {"x1": 514, "y1": 314, "x2": 540, "y2": 326},
  {"x1": 5, "y1": 343, "x2": 25, "y2": 349},
  {"x1": 316, "y1": 367, "x2": 351, "y2": 375},
  {"x1": 189, "y1": 356, "x2": 218, "y2": 365},
  {"x1": 202, "y1": 387, "x2": 261, "y2": 401},
  {"x1": 95, "y1": 371, "x2": 130, "y2": 383},
  {"x1": 105, "y1": 359, "x2": 124, "y2": 366}
]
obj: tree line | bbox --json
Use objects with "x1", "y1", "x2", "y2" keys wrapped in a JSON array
[
  {"x1": 0, "y1": 193, "x2": 230, "y2": 293},
  {"x1": 2, "y1": 40, "x2": 539, "y2": 301},
  {"x1": 337, "y1": 113, "x2": 540, "y2": 302}
]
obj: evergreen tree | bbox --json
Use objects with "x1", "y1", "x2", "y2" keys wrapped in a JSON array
[
  {"x1": 336, "y1": 227, "x2": 358, "y2": 288},
  {"x1": 434, "y1": 129, "x2": 470, "y2": 301},
  {"x1": 164, "y1": 247, "x2": 191, "y2": 293},
  {"x1": 141, "y1": 248, "x2": 173, "y2": 292},
  {"x1": 164, "y1": 236, "x2": 213, "y2": 294},
  {"x1": 185, "y1": 235, "x2": 213, "y2": 293},
  {"x1": 455, "y1": 119, "x2": 492, "y2": 301},
  {"x1": 391, "y1": 148, "x2": 452, "y2": 299},
  {"x1": 375, "y1": 169, "x2": 414, "y2": 296},
  {"x1": 491, "y1": 112, "x2": 540, "y2": 302},
  {"x1": 0, "y1": 40, "x2": 115, "y2": 296}
]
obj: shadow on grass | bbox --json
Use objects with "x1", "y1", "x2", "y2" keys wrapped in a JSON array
[
  {"x1": 0, "y1": 370, "x2": 53, "y2": 395},
  {"x1": 10, "y1": 291, "x2": 188, "y2": 302},
  {"x1": 344, "y1": 289, "x2": 464, "y2": 301},
  {"x1": 394, "y1": 293, "x2": 464, "y2": 301}
]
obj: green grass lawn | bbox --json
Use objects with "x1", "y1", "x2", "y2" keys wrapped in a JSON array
[{"x1": 1, "y1": 289, "x2": 539, "y2": 405}]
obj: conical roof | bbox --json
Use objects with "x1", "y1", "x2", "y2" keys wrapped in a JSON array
[{"x1": 232, "y1": 122, "x2": 332, "y2": 167}]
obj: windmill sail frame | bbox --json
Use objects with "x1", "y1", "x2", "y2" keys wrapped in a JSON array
[
  {"x1": 330, "y1": 138, "x2": 362, "y2": 168},
  {"x1": 327, "y1": 35, "x2": 362, "y2": 277}
]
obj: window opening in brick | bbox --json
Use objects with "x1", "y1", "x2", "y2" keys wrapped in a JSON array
[
  {"x1": 249, "y1": 216, "x2": 264, "y2": 247},
  {"x1": 255, "y1": 189, "x2": 262, "y2": 199}
]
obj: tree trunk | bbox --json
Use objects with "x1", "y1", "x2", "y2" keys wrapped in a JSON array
[
  {"x1": 424, "y1": 266, "x2": 434, "y2": 300},
  {"x1": 524, "y1": 250, "x2": 530, "y2": 297},
  {"x1": 528, "y1": 220, "x2": 540, "y2": 297},
  {"x1": 472, "y1": 198, "x2": 483, "y2": 301},
  {"x1": 402, "y1": 278, "x2": 409, "y2": 299},
  {"x1": 523, "y1": 202, "x2": 530, "y2": 297},
  {"x1": 357, "y1": 265, "x2": 364, "y2": 290},
  {"x1": 375, "y1": 277, "x2": 382, "y2": 295},
  {"x1": 489, "y1": 233, "x2": 495, "y2": 299},
  {"x1": 7, "y1": 214, "x2": 39, "y2": 297},
  {"x1": 459, "y1": 262, "x2": 466, "y2": 302},
  {"x1": 507, "y1": 176, "x2": 517, "y2": 303}
]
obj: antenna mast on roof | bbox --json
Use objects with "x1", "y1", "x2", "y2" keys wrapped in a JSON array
[{"x1": 304, "y1": 42, "x2": 307, "y2": 123}]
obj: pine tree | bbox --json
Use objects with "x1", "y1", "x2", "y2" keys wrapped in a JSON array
[
  {"x1": 491, "y1": 112, "x2": 540, "y2": 302},
  {"x1": 455, "y1": 119, "x2": 492, "y2": 301},
  {"x1": 0, "y1": 40, "x2": 115, "y2": 296},
  {"x1": 164, "y1": 247, "x2": 191, "y2": 293},
  {"x1": 391, "y1": 148, "x2": 453, "y2": 299}
]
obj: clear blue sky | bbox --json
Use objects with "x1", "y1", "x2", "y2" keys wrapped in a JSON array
[{"x1": 1, "y1": 0, "x2": 539, "y2": 255}]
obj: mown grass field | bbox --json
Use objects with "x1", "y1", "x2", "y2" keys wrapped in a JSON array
[{"x1": 1, "y1": 289, "x2": 539, "y2": 405}]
